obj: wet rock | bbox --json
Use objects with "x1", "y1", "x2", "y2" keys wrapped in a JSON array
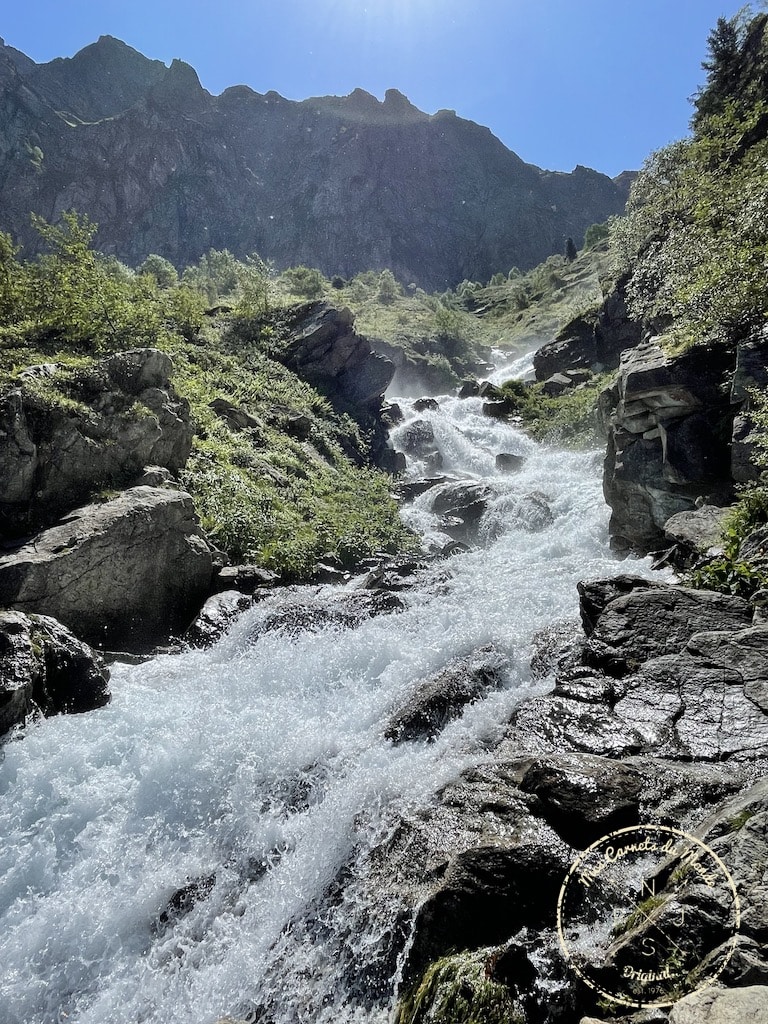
[
  {"x1": 495, "y1": 452, "x2": 525, "y2": 473},
  {"x1": 213, "y1": 564, "x2": 280, "y2": 593},
  {"x1": 412, "y1": 397, "x2": 439, "y2": 412},
  {"x1": 0, "y1": 486, "x2": 213, "y2": 648},
  {"x1": 530, "y1": 619, "x2": 585, "y2": 679},
  {"x1": 668, "y1": 986, "x2": 768, "y2": 1024},
  {"x1": 361, "y1": 556, "x2": 432, "y2": 592},
  {"x1": 615, "y1": 626, "x2": 768, "y2": 760},
  {"x1": 403, "y1": 831, "x2": 572, "y2": 988},
  {"x1": 577, "y1": 574, "x2": 660, "y2": 636},
  {"x1": 482, "y1": 398, "x2": 516, "y2": 418},
  {"x1": 479, "y1": 491, "x2": 554, "y2": 543},
  {"x1": 400, "y1": 419, "x2": 437, "y2": 456},
  {"x1": 505, "y1": 692, "x2": 645, "y2": 758},
  {"x1": 518, "y1": 753, "x2": 643, "y2": 848},
  {"x1": 458, "y1": 379, "x2": 480, "y2": 398},
  {"x1": 391, "y1": 476, "x2": 449, "y2": 503},
  {"x1": 0, "y1": 609, "x2": 110, "y2": 736},
  {"x1": 430, "y1": 481, "x2": 495, "y2": 542},
  {"x1": 249, "y1": 590, "x2": 404, "y2": 641},
  {"x1": 156, "y1": 874, "x2": 216, "y2": 935},
  {"x1": 584, "y1": 585, "x2": 752, "y2": 676},
  {"x1": 185, "y1": 590, "x2": 253, "y2": 647},
  {"x1": 385, "y1": 645, "x2": 508, "y2": 743}
]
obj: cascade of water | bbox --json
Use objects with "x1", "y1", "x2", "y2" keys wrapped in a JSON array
[{"x1": 0, "y1": 374, "x2": 655, "y2": 1024}]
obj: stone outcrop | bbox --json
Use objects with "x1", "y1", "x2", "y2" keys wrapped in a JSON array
[
  {"x1": 280, "y1": 303, "x2": 394, "y2": 412},
  {"x1": 0, "y1": 348, "x2": 192, "y2": 538},
  {"x1": 0, "y1": 486, "x2": 213, "y2": 648},
  {"x1": 533, "y1": 277, "x2": 642, "y2": 381},
  {"x1": 0, "y1": 609, "x2": 109, "y2": 736},
  {"x1": 371, "y1": 570, "x2": 768, "y2": 1023},
  {"x1": 600, "y1": 339, "x2": 735, "y2": 552}
]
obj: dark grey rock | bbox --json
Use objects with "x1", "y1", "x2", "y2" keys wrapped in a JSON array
[
  {"x1": 495, "y1": 453, "x2": 525, "y2": 473},
  {"x1": 185, "y1": 590, "x2": 253, "y2": 647},
  {"x1": 518, "y1": 753, "x2": 643, "y2": 847},
  {"x1": 412, "y1": 397, "x2": 439, "y2": 412},
  {"x1": 400, "y1": 419, "x2": 436, "y2": 456},
  {"x1": 248, "y1": 589, "x2": 404, "y2": 641},
  {"x1": 385, "y1": 645, "x2": 508, "y2": 743},
  {"x1": 458, "y1": 379, "x2": 480, "y2": 398},
  {"x1": 281, "y1": 302, "x2": 394, "y2": 409},
  {"x1": 577, "y1": 575, "x2": 660, "y2": 636},
  {"x1": 0, "y1": 609, "x2": 109, "y2": 736},
  {"x1": 482, "y1": 398, "x2": 516, "y2": 418},
  {"x1": 585, "y1": 585, "x2": 752, "y2": 676}
]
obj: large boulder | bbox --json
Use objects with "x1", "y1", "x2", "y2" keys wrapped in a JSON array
[
  {"x1": 584, "y1": 584, "x2": 752, "y2": 676},
  {"x1": 0, "y1": 609, "x2": 110, "y2": 736},
  {"x1": 280, "y1": 302, "x2": 394, "y2": 410},
  {"x1": 385, "y1": 645, "x2": 509, "y2": 743},
  {"x1": 668, "y1": 987, "x2": 768, "y2": 1024},
  {"x1": 614, "y1": 626, "x2": 768, "y2": 760},
  {"x1": 0, "y1": 349, "x2": 193, "y2": 538},
  {"x1": 0, "y1": 486, "x2": 213, "y2": 648},
  {"x1": 601, "y1": 339, "x2": 735, "y2": 552}
]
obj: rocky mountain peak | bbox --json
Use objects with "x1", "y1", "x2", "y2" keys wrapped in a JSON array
[
  {"x1": 147, "y1": 58, "x2": 208, "y2": 112},
  {"x1": 0, "y1": 35, "x2": 631, "y2": 288}
]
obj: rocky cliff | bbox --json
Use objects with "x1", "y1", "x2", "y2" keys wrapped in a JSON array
[{"x1": 0, "y1": 35, "x2": 630, "y2": 289}]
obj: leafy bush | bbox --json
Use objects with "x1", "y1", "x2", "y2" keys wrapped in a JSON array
[{"x1": 280, "y1": 265, "x2": 326, "y2": 298}]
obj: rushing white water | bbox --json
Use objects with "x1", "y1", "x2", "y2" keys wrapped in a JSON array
[{"x1": 0, "y1": 381, "x2": 654, "y2": 1024}]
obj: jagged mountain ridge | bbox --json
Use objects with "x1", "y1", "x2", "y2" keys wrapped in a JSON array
[{"x1": 0, "y1": 35, "x2": 630, "y2": 289}]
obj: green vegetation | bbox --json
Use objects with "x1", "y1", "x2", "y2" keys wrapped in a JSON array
[
  {"x1": 500, "y1": 373, "x2": 614, "y2": 447},
  {"x1": 0, "y1": 215, "x2": 414, "y2": 577},
  {"x1": 611, "y1": 7, "x2": 768, "y2": 348},
  {"x1": 395, "y1": 951, "x2": 525, "y2": 1024},
  {"x1": 685, "y1": 483, "x2": 768, "y2": 597}
]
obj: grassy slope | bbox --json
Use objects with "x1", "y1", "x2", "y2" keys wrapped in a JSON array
[{"x1": 0, "y1": 315, "x2": 415, "y2": 578}]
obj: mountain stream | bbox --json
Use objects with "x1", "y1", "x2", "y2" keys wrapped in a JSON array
[{"x1": 0, "y1": 368, "x2": 654, "y2": 1024}]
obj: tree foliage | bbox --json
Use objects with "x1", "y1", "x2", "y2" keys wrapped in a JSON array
[{"x1": 611, "y1": 7, "x2": 768, "y2": 345}]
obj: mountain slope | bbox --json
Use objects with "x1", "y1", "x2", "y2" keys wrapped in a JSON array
[{"x1": 0, "y1": 36, "x2": 630, "y2": 289}]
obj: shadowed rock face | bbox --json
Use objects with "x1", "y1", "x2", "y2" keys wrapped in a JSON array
[{"x1": 0, "y1": 36, "x2": 630, "y2": 289}]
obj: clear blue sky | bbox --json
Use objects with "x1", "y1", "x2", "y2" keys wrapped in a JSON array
[{"x1": 1, "y1": 1, "x2": 751, "y2": 176}]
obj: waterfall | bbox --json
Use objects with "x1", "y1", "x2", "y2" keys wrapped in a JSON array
[{"x1": 0, "y1": 376, "x2": 654, "y2": 1024}]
